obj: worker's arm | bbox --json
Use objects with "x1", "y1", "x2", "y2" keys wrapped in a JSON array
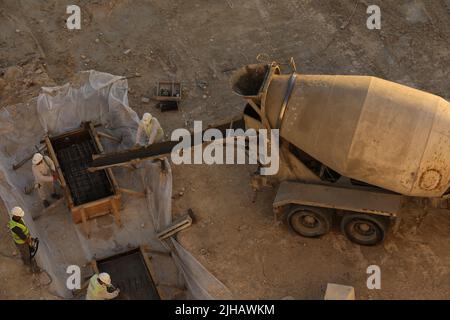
[
  {"x1": 147, "y1": 119, "x2": 161, "y2": 145},
  {"x1": 32, "y1": 165, "x2": 53, "y2": 183},
  {"x1": 98, "y1": 286, "x2": 120, "y2": 300},
  {"x1": 44, "y1": 156, "x2": 56, "y2": 171}
]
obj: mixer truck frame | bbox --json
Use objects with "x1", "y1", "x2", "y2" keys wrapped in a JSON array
[{"x1": 231, "y1": 62, "x2": 450, "y2": 246}]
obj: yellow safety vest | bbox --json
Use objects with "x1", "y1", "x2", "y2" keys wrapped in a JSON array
[
  {"x1": 7, "y1": 219, "x2": 30, "y2": 245},
  {"x1": 86, "y1": 274, "x2": 106, "y2": 300},
  {"x1": 144, "y1": 119, "x2": 164, "y2": 142}
]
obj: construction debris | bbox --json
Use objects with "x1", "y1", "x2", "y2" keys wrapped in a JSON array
[
  {"x1": 324, "y1": 283, "x2": 356, "y2": 300},
  {"x1": 154, "y1": 81, "x2": 182, "y2": 112},
  {"x1": 157, "y1": 209, "x2": 194, "y2": 241}
]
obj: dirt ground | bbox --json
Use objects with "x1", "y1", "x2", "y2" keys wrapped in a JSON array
[{"x1": 1, "y1": 0, "x2": 449, "y2": 299}]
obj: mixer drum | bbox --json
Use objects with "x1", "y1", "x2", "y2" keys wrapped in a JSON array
[{"x1": 233, "y1": 64, "x2": 450, "y2": 197}]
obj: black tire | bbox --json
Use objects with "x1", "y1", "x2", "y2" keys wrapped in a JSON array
[
  {"x1": 341, "y1": 213, "x2": 389, "y2": 246},
  {"x1": 287, "y1": 205, "x2": 333, "y2": 238}
]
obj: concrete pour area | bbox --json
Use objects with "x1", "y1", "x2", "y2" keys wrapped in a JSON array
[
  {"x1": 1, "y1": 0, "x2": 450, "y2": 300},
  {"x1": 31, "y1": 165, "x2": 181, "y2": 299},
  {"x1": 0, "y1": 93, "x2": 181, "y2": 298},
  {"x1": 0, "y1": 71, "x2": 231, "y2": 300}
]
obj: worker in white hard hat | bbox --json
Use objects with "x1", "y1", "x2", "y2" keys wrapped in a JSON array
[
  {"x1": 32, "y1": 153, "x2": 61, "y2": 208},
  {"x1": 7, "y1": 207, "x2": 33, "y2": 266},
  {"x1": 86, "y1": 272, "x2": 120, "y2": 300},
  {"x1": 135, "y1": 113, "x2": 164, "y2": 147}
]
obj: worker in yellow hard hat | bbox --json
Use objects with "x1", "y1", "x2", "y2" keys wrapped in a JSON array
[
  {"x1": 32, "y1": 153, "x2": 61, "y2": 208},
  {"x1": 135, "y1": 113, "x2": 164, "y2": 147},
  {"x1": 7, "y1": 207, "x2": 33, "y2": 266},
  {"x1": 86, "y1": 272, "x2": 120, "y2": 300}
]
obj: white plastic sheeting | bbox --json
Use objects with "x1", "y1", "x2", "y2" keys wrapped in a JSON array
[
  {"x1": 0, "y1": 70, "x2": 231, "y2": 299},
  {"x1": 37, "y1": 70, "x2": 138, "y2": 146},
  {"x1": 139, "y1": 159, "x2": 233, "y2": 299}
]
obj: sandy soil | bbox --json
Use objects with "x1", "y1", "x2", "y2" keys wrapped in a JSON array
[
  {"x1": 173, "y1": 164, "x2": 450, "y2": 299},
  {"x1": 1, "y1": 0, "x2": 449, "y2": 299}
]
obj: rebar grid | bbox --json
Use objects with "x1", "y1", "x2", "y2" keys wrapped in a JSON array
[{"x1": 56, "y1": 139, "x2": 113, "y2": 206}]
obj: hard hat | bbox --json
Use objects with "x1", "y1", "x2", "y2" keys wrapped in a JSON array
[
  {"x1": 98, "y1": 272, "x2": 111, "y2": 285},
  {"x1": 32, "y1": 153, "x2": 44, "y2": 165},
  {"x1": 11, "y1": 206, "x2": 25, "y2": 217},
  {"x1": 142, "y1": 113, "x2": 153, "y2": 124}
]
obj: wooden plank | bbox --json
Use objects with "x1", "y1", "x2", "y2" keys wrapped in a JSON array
[
  {"x1": 91, "y1": 260, "x2": 99, "y2": 274},
  {"x1": 73, "y1": 194, "x2": 116, "y2": 211},
  {"x1": 44, "y1": 136, "x2": 75, "y2": 210},
  {"x1": 118, "y1": 187, "x2": 146, "y2": 198},
  {"x1": 44, "y1": 136, "x2": 67, "y2": 189},
  {"x1": 97, "y1": 131, "x2": 122, "y2": 143},
  {"x1": 155, "y1": 96, "x2": 182, "y2": 102},
  {"x1": 12, "y1": 144, "x2": 46, "y2": 170},
  {"x1": 139, "y1": 246, "x2": 168, "y2": 300},
  {"x1": 141, "y1": 245, "x2": 171, "y2": 257},
  {"x1": 81, "y1": 208, "x2": 90, "y2": 238},
  {"x1": 88, "y1": 122, "x2": 104, "y2": 154},
  {"x1": 157, "y1": 213, "x2": 193, "y2": 240},
  {"x1": 111, "y1": 196, "x2": 122, "y2": 227},
  {"x1": 107, "y1": 168, "x2": 120, "y2": 193},
  {"x1": 46, "y1": 127, "x2": 86, "y2": 142},
  {"x1": 72, "y1": 197, "x2": 116, "y2": 223},
  {"x1": 88, "y1": 122, "x2": 121, "y2": 194}
]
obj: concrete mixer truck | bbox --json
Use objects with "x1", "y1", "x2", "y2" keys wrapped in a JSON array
[{"x1": 231, "y1": 62, "x2": 450, "y2": 246}]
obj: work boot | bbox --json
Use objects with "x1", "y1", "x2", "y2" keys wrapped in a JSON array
[
  {"x1": 51, "y1": 193, "x2": 61, "y2": 200},
  {"x1": 43, "y1": 200, "x2": 50, "y2": 208}
]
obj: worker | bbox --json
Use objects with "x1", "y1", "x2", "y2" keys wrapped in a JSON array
[
  {"x1": 135, "y1": 113, "x2": 164, "y2": 146},
  {"x1": 86, "y1": 272, "x2": 120, "y2": 300},
  {"x1": 7, "y1": 207, "x2": 32, "y2": 266},
  {"x1": 32, "y1": 153, "x2": 60, "y2": 208}
]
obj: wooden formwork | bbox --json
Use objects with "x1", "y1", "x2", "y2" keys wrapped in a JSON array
[
  {"x1": 91, "y1": 246, "x2": 171, "y2": 300},
  {"x1": 44, "y1": 122, "x2": 122, "y2": 236}
]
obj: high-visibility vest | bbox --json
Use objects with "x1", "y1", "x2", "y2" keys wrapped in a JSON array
[
  {"x1": 86, "y1": 274, "x2": 105, "y2": 300},
  {"x1": 7, "y1": 219, "x2": 30, "y2": 245},
  {"x1": 143, "y1": 119, "x2": 164, "y2": 141}
]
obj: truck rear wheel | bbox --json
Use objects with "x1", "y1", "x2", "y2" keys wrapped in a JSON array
[
  {"x1": 287, "y1": 205, "x2": 333, "y2": 238},
  {"x1": 341, "y1": 213, "x2": 388, "y2": 246}
]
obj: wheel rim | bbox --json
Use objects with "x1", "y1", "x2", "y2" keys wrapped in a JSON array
[
  {"x1": 290, "y1": 210, "x2": 326, "y2": 236},
  {"x1": 302, "y1": 214, "x2": 319, "y2": 228},
  {"x1": 347, "y1": 219, "x2": 380, "y2": 243}
]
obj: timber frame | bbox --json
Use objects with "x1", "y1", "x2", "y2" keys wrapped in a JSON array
[
  {"x1": 44, "y1": 122, "x2": 122, "y2": 237},
  {"x1": 91, "y1": 246, "x2": 175, "y2": 299}
]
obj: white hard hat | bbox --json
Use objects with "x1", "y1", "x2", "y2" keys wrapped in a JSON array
[
  {"x1": 98, "y1": 273, "x2": 111, "y2": 285},
  {"x1": 11, "y1": 206, "x2": 25, "y2": 217},
  {"x1": 142, "y1": 113, "x2": 153, "y2": 124},
  {"x1": 32, "y1": 153, "x2": 44, "y2": 165}
]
